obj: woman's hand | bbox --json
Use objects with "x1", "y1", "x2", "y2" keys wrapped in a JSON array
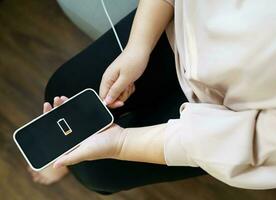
[
  {"x1": 53, "y1": 122, "x2": 125, "y2": 168},
  {"x1": 99, "y1": 46, "x2": 150, "y2": 109},
  {"x1": 98, "y1": 0, "x2": 173, "y2": 109},
  {"x1": 49, "y1": 96, "x2": 126, "y2": 168},
  {"x1": 45, "y1": 96, "x2": 166, "y2": 168}
]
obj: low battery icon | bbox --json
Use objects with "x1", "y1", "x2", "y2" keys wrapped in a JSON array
[{"x1": 57, "y1": 118, "x2": 72, "y2": 136}]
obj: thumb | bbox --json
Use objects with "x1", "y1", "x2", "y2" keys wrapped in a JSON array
[
  {"x1": 53, "y1": 144, "x2": 88, "y2": 168},
  {"x1": 105, "y1": 76, "x2": 128, "y2": 105}
]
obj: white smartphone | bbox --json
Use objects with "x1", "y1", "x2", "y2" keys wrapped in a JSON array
[{"x1": 13, "y1": 88, "x2": 114, "y2": 171}]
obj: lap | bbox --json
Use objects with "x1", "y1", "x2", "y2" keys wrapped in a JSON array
[{"x1": 69, "y1": 158, "x2": 206, "y2": 194}]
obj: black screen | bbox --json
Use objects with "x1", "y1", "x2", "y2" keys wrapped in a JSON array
[{"x1": 14, "y1": 89, "x2": 113, "y2": 169}]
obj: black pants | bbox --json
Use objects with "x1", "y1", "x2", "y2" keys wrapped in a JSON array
[{"x1": 44, "y1": 10, "x2": 206, "y2": 194}]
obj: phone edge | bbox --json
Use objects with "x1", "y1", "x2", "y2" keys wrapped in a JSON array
[{"x1": 13, "y1": 88, "x2": 114, "y2": 171}]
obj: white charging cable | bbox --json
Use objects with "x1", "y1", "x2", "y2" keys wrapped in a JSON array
[{"x1": 101, "y1": 0, "x2": 124, "y2": 52}]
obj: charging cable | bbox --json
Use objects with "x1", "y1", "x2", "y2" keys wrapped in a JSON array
[{"x1": 101, "y1": 0, "x2": 124, "y2": 52}]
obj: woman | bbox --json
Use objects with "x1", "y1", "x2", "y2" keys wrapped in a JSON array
[{"x1": 29, "y1": 0, "x2": 276, "y2": 193}]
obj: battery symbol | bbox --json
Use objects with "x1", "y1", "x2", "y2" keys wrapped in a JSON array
[{"x1": 57, "y1": 118, "x2": 72, "y2": 135}]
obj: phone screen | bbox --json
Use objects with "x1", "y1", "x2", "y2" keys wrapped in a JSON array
[{"x1": 14, "y1": 89, "x2": 113, "y2": 170}]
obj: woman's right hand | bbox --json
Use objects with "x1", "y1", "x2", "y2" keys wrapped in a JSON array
[{"x1": 99, "y1": 47, "x2": 150, "y2": 109}]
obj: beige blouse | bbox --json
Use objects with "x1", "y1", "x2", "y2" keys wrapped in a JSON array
[{"x1": 163, "y1": 0, "x2": 276, "y2": 189}]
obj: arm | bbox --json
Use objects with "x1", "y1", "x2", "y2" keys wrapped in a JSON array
[
  {"x1": 118, "y1": 102, "x2": 276, "y2": 189},
  {"x1": 99, "y1": 0, "x2": 174, "y2": 107},
  {"x1": 118, "y1": 123, "x2": 167, "y2": 164},
  {"x1": 162, "y1": 103, "x2": 276, "y2": 189},
  {"x1": 100, "y1": 0, "x2": 174, "y2": 165},
  {"x1": 125, "y1": 0, "x2": 174, "y2": 55}
]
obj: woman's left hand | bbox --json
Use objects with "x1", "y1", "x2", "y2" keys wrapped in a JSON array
[{"x1": 51, "y1": 96, "x2": 126, "y2": 169}]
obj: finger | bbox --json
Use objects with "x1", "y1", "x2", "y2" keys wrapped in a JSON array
[
  {"x1": 105, "y1": 76, "x2": 128, "y2": 105},
  {"x1": 117, "y1": 83, "x2": 135, "y2": 102},
  {"x1": 43, "y1": 102, "x2": 52, "y2": 113},
  {"x1": 53, "y1": 96, "x2": 60, "y2": 107},
  {"x1": 130, "y1": 83, "x2": 136, "y2": 94},
  {"x1": 99, "y1": 68, "x2": 119, "y2": 101},
  {"x1": 56, "y1": 97, "x2": 64, "y2": 107},
  {"x1": 116, "y1": 88, "x2": 129, "y2": 103},
  {"x1": 60, "y1": 96, "x2": 68, "y2": 103},
  {"x1": 107, "y1": 83, "x2": 135, "y2": 108},
  {"x1": 53, "y1": 144, "x2": 89, "y2": 168},
  {"x1": 54, "y1": 96, "x2": 64, "y2": 107},
  {"x1": 107, "y1": 100, "x2": 124, "y2": 109}
]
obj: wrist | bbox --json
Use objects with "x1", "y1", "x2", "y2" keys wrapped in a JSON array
[
  {"x1": 116, "y1": 124, "x2": 166, "y2": 164},
  {"x1": 124, "y1": 42, "x2": 152, "y2": 59},
  {"x1": 106, "y1": 124, "x2": 126, "y2": 159}
]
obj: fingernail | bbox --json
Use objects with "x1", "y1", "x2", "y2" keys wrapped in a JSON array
[
  {"x1": 54, "y1": 96, "x2": 59, "y2": 102},
  {"x1": 117, "y1": 101, "x2": 124, "y2": 106},
  {"x1": 61, "y1": 96, "x2": 67, "y2": 101},
  {"x1": 104, "y1": 95, "x2": 113, "y2": 104}
]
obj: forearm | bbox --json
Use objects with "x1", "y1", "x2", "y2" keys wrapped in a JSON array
[
  {"x1": 107, "y1": 1, "x2": 173, "y2": 164},
  {"x1": 118, "y1": 123, "x2": 167, "y2": 165},
  {"x1": 125, "y1": 0, "x2": 174, "y2": 55}
]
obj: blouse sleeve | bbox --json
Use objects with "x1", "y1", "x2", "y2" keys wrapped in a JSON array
[{"x1": 164, "y1": 102, "x2": 276, "y2": 189}]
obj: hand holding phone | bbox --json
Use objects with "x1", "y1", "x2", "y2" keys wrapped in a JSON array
[
  {"x1": 13, "y1": 88, "x2": 117, "y2": 171},
  {"x1": 46, "y1": 96, "x2": 125, "y2": 169}
]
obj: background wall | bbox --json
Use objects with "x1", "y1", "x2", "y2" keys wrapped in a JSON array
[{"x1": 57, "y1": 0, "x2": 138, "y2": 39}]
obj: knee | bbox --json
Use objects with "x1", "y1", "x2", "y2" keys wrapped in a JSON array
[
  {"x1": 44, "y1": 66, "x2": 67, "y2": 104},
  {"x1": 68, "y1": 160, "x2": 126, "y2": 195},
  {"x1": 44, "y1": 65, "x2": 85, "y2": 104}
]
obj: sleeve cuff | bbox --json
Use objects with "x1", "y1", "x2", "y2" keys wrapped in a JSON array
[
  {"x1": 163, "y1": 102, "x2": 257, "y2": 167},
  {"x1": 164, "y1": 118, "x2": 198, "y2": 167}
]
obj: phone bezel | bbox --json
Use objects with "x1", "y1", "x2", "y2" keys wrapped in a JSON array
[{"x1": 13, "y1": 88, "x2": 114, "y2": 171}]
